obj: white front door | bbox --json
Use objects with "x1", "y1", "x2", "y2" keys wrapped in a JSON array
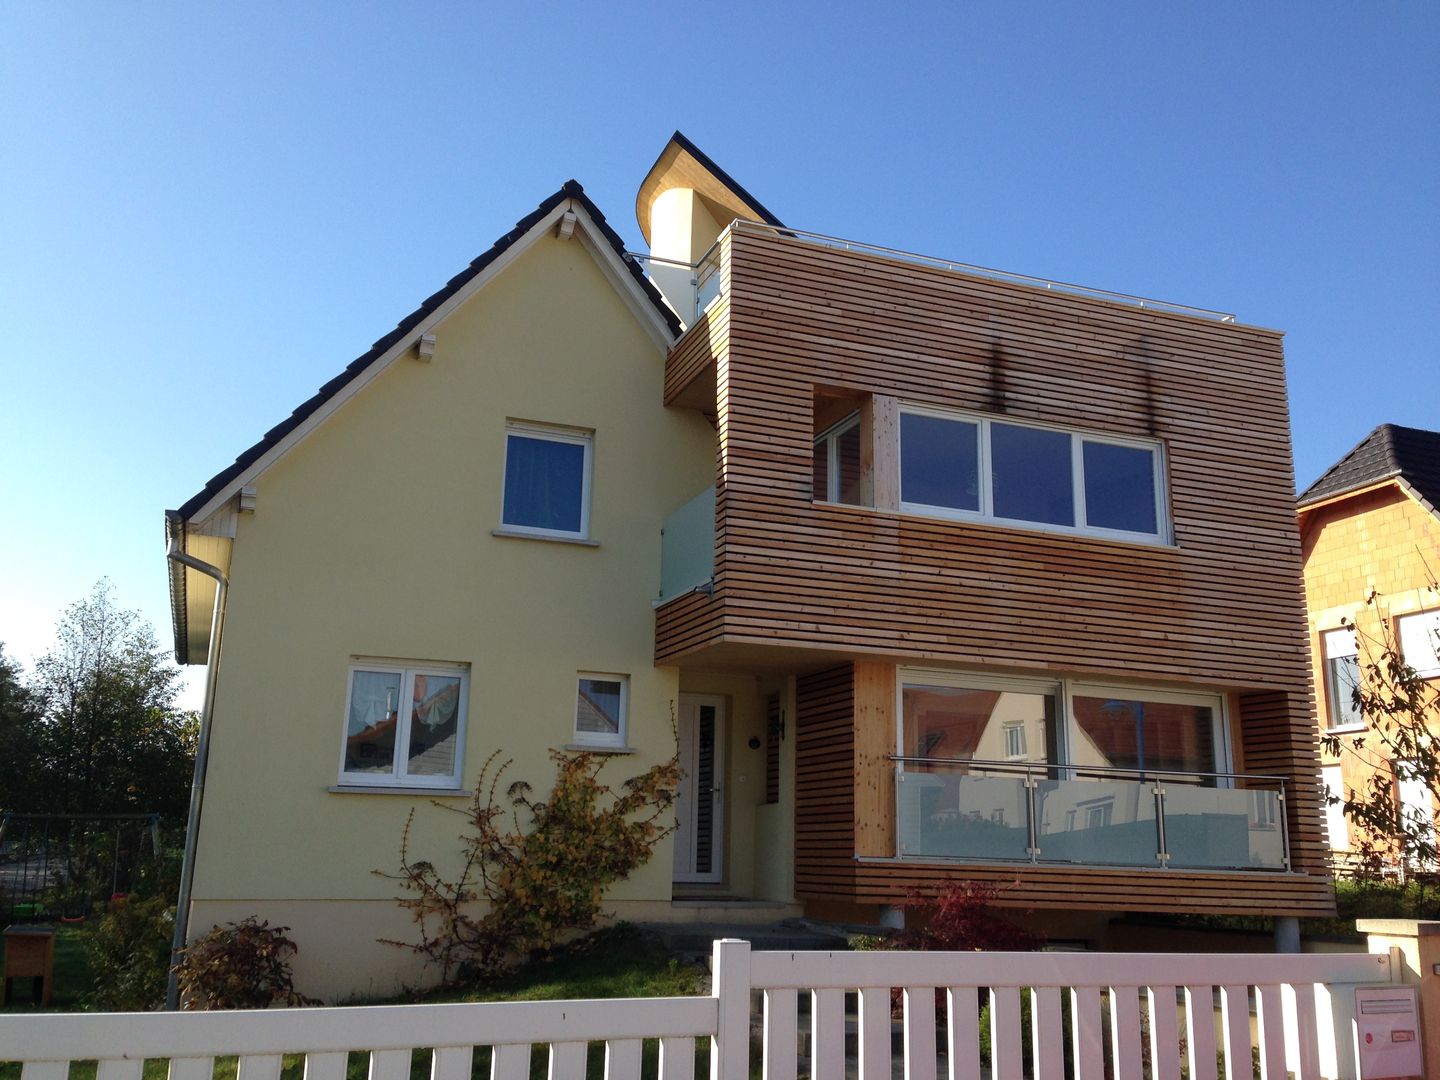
[{"x1": 674, "y1": 694, "x2": 724, "y2": 884}]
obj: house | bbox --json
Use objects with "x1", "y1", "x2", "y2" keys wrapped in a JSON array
[
  {"x1": 165, "y1": 133, "x2": 1333, "y2": 999},
  {"x1": 1298, "y1": 424, "x2": 1440, "y2": 870}
]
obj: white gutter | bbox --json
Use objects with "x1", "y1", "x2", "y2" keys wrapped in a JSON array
[{"x1": 163, "y1": 531, "x2": 228, "y2": 1010}]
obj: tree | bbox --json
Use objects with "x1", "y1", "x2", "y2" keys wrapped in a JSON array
[
  {"x1": 1321, "y1": 584, "x2": 1440, "y2": 880},
  {"x1": 28, "y1": 581, "x2": 197, "y2": 819},
  {"x1": 0, "y1": 643, "x2": 44, "y2": 812}
]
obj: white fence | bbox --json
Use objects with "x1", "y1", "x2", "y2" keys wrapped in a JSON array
[{"x1": 0, "y1": 941, "x2": 1396, "y2": 1080}]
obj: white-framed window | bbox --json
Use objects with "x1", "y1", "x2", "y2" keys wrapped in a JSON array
[
  {"x1": 1322, "y1": 627, "x2": 1364, "y2": 730},
  {"x1": 501, "y1": 421, "x2": 593, "y2": 539},
  {"x1": 813, "y1": 413, "x2": 863, "y2": 505},
  {"x1": 339, "y1": 660, "x2": 468, "y2": 788},
  {"x1": 897, "y1": 668, "x2": 1228, "y2": 784},
  {"x1": 898, "y1": 405, "x2": 1169, "y2": 544},
  {"x1": 1321, "y1": 764, "x2": 1349, "y2": 850},
  {"x1": 574, "y1": 673, "x2": 629, "y2": 748},
  {"x1": 1397, "y1": 610, "x2": 1440, "y2": 679}
]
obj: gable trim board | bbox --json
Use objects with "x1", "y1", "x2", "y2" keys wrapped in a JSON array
[{"x1": 167, "y1": 183, "x2": 680, "y2": 663}]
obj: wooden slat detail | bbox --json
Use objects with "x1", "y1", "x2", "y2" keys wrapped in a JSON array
[
  {"x1": 852, "y1": 661, "x2": 895, "y2": 857},
  {"x1": 667, "y1": 228, "x2": 1332, "y2": 919}
]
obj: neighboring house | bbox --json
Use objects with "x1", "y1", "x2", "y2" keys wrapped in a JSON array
[
  {"x1": 166, "y1": 133, "x2": 1332, "y2": 999},
  {"x1": 1298, "y1": 424, "x2": 1440, "y2": 871}
]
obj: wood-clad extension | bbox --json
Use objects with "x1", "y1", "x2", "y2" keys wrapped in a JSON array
[{"x1": 661, "y1": 223, "x2": 1332, "y2": 916}]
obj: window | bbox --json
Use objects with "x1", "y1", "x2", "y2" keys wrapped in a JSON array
[
  {"x1": 340, "y1": 661, "x2": 467, "y2": 788},
  {"x1": 1398, "y1": 610, "x2": 1440, "y2": 678},
  {"x1": 898, "y1": 671, "x2": 1226, "y2": 784},
  {"x1": 575, "y1": 673, "x2": 628, "y2": 748},
  {"x1": 898, "y1": 406, "x2": 1168, "y2": 543},
  {"x1": 1322, "y1": 627, "x2": 1364, "y2": 729},
  {"x1": 502, "y1": 422, "x2": 592, "y2": 539},
  {"x1": 813, "y1": 413, "x2": 863, "y2": 505}
]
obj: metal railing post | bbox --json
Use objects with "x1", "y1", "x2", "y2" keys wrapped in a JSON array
[{"x1": 1154, "y1": 783, "x2": 1170, "y2": 867}]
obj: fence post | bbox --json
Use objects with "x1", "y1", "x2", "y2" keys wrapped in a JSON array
[
  {"x1": 711, "y1": 938, "x2": 753, "y2": 1080},
  {"x1": 1358, "y1": 918, "x2": 1440, "y2": 1079}
]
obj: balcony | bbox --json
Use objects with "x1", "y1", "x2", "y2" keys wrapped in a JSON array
[
  {"x1": 895, "y1": 756, "x2": 1288, "y2": 873},
  {"x1": 659, "y1": 486, "x2": 716, "y2": 603}
]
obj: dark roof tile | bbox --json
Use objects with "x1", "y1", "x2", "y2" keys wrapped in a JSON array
[
  {"x1": 171, "y1": 181, "x2": 678, "y2": 522},
  {"x1": 1299, "y1": 424, "x2": 1440, "y2": 513}
]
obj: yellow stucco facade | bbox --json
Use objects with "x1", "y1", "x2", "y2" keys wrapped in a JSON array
[{"x1": 186, "y1": 228, "x2": 734, "y2": 997}]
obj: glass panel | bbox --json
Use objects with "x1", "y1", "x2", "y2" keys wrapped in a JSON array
[
  {"x1": 1164, "y1": 785, "x2": 1283, "y2": 869},
  {"x1": 835, "y1": 422, "x2": 863, "y2": 505},
  {"x1": 991, "y1": 423, "x2": 1074, "y2": 526},
  {"x1": 1325, "y1": 655, "x2": 1363, "y2": 728},
  {"x1": 577, "y1": 677, "x2": 624, "y2": 737},
  {"x1": 900, "y1": 413, "x2": 979, "y2": 511},
  {"x1": 503, "y1": 434, "x2": 585, "y2": 533},
  {"x1": 345, "y1": 670, "x2": 401, "y2": 775},
  {"x1": 1035, "y1": 778, "x2": 1161, "y2": 866},
  {"x1": 811, "y1": 437, "x2": 829, "y2": 501},
  {"x1": 406, "y1": 673, "x2": 461, "y2": 777},
  {"x1": 1082, "y1": 441, "x2": 1158, "y2": 534},
  {"x1": 902, "y1": 685, "x2": 1058, "y2": 767},
  {"x1": 899, "y1": 770, "x2": 1032, "y2": 860},
  {"x1": 1071, "y1": 695, "x2": 1216, "y2": 779}
]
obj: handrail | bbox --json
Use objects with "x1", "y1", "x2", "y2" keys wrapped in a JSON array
[
  {"x1": 889, "y1": 754, "x2": 1287, "y2": 786},
  {"x1": 728, "y1": 219, "x2": 1239, "y2": 323}
]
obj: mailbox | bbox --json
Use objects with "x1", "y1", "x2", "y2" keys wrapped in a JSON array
[{"x1": 1355, "y1": 985, "x2": 1424, "y2": 1079}]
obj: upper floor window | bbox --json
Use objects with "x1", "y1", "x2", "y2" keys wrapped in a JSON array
[
  {"x1": 1398, "y1": 610, "x2": 1440, "y2": 679},
  {"x1": 340, "y1": 660, "x2": 468, "y2": 788},
  {"x1": 502, "y1": 422, "x2": 592, "y2": 540},
  {"x1": 813, "y1": 413, "x2": 863, "y2": 505},
  {"x1": 898, "y1": 407, "x2": 1168, "y2": 544},
  {"x1": 1322, "y1": 627, "x2": 1364, "y2": 730}
]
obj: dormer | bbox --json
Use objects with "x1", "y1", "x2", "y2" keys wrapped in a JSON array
[{"x1": 636, "y1": 132, "x2": 783, "y2": 326}]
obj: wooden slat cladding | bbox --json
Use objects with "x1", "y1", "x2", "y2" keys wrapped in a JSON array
[
  {"x1": 663, "y1": 230, "x2": 1332, "y2": 915},
  {"x1": 664, "y1": 295, "x2": 727, "y2": 406},
  {"x1": 1239, "y1": 690, "x2": 1329, "y2": 875},
  {"x1": 699, "y1": 229, "x2": 1314, "y2": 693},
  {"x1": 794, "y1": 664, "x2": 1331, "y2": 917},
  {"x1": 795, "y1": 666, "x2": 857, "y2": 898}
]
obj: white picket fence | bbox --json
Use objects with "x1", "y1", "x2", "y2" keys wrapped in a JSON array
[{"x1": 0, "y1": 940, "x2": 1396, "y2": 1080}]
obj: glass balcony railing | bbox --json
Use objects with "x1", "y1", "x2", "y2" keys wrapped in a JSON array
[
  {"x1": 894, "y1": 756, "x2": 1289, "y2": 872},
  {"x1": 658, "y1": 486, "x2": 716, "y2": 602}
]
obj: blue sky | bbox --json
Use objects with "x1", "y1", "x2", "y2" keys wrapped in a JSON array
[{"x1": 2, "y1": 2, "x2": 1436, "y2": 705}]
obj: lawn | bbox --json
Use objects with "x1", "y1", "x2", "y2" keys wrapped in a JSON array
[{"x1": 1, "y1": 926, "x2": 713, "y2": 1080}]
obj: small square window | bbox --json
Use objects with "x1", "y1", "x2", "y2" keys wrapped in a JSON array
[
  {"x1": 340, "y1": 661, "x2": 468, "y2": 788},
  {"x1": 502, "y1": 422, "x2": 592, "y2": 539},
  {"x1": 575, "y1": 673, "x2": 628, "y2": 748}
]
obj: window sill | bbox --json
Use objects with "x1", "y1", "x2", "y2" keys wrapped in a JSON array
[
  {"x1": 811, "y1": 499, "x2": 1179, "y2": 552},
  {"x1": 562, "y1": 743, "x2": 637, "y2": 755},
  {"x1": 491, "y1": 528, "x2": 599, "y2": 547},
  {"x1": 1325, "y1": 724, "x2": 1368, "y2": 735},
  {"x1": 328, "y1": 784, "x2": 473, "y2": 797}
]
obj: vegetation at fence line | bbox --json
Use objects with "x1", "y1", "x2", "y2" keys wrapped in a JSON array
[
  {"x1": 1320, "y1": 580, "x2": 1440, "y2": 879},
  {"x1": 0, "y1": 583, "x2": 197, "y2": 819},
  {"x1": 84, "y1": 894, "x2": 175, "y2": 1011},
  {"x1": 853, "y1": 879, "x2": 1044, "y2": 954},
  {"x1": 174, "y1": 917, "x2": 319, "y2": 1010},
  {"x1": 377, "y1": 745, "x2": 680, "y2": 985}
]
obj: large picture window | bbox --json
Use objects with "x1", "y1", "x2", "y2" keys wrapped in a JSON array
[
  {"x1": 898, "y1": 406, "x2": 1168, "y2": 543},
  {"x1": 340, "y1": 661, "x2": 468, "y2": 788},
  {"x1": 501, "y1": 422, "x2": 592, "y2": 539}
]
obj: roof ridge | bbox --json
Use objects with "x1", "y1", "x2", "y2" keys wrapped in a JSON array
[{"x1": 169, "y1": 182, "x2": 680, "y2": 523}]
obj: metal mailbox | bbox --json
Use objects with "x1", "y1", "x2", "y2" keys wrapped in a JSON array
[{"x1": 1355, "y1": 985, "x2": 1424, "y2": 1079}]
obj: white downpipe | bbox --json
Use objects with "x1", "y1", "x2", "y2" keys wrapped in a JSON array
[{"x1": 163, "y1": 534, "x2": 228, "y2": 1010}]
